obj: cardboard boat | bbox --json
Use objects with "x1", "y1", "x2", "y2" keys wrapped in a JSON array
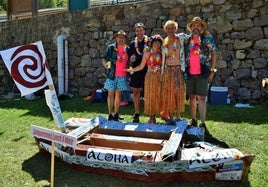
[{"x1": 31, "y1": 115, "x2": 255, "y2": 182}]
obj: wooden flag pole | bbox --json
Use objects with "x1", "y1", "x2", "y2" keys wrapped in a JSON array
[
  {"x1": 50, "y1": 141, "x2": 55, "y2": 187},
  {"x1": 49, "y1": 84, "x2": 56, "y2": 187},
  {"x1": 44, "y1": 46, "x2": 65, "y2": 186}
]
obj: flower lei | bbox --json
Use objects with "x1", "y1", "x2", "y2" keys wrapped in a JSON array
[
  {"x1": 149, "y1": 49, "x2": 161, "y2": 65},
  {"x1": 163, "y1": 35, "x2": 179, "y2": 59},
  {"x1": 190, "y1": 36, "x2": 201, "y2": 55},
  {"x1": 115, "y1": 44, "x2": 128, "y2": 62},
  {"x1": 149, "y1": 49, "x2": 161, "y2": 72},
  {"x1": 134, "y1": 35, "x2": 149, "y2": 55}
]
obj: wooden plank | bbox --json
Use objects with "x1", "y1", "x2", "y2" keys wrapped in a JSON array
[
  {"x1": 7, "y1": 0, "x2": 38, "y2": 20},
  {"x1": 67, "y1": 117, "x2": 99, "y2": 138},
  {"x1": 8, "y1": 0, "x2": 33, "y2": 13},
  {"x1": 96, "y1": 128, "x2": 170, "y2": 140},
  {"x1": 159, "y1": 127, "x2": 184, "y2": 161},
  {"x1": 89, "y1": 133, "x2": 165, "y2": 151}
]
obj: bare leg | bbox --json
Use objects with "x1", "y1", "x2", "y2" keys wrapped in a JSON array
[
  {"x1": 197, "y1": 95, "x2": 206, "y2": 124},
  {"x1": 107, "y1": 90, "x2": 115, "y2": 114},
  {"x1": 132, "y1": 87, "x2": 140, "y2": 114},
  {"x1": 189, "y1": 94, "x2": 197, "y2": 120},
  {"x1": 174, "y1": 88, "x2": 181, "y2": 119},
  {"x1": 114, "y1": 90, "x2": 122, "y2": 114}
]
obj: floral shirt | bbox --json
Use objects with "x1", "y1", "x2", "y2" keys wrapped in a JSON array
[
  {"x1": 176, "y1": 33, "x2": 190, "y2": 72},
  {"x1": 102, "y1": 43, "x2": 130, "y2": 79},
  {"x1": 185, "y1": 33, "x2": 217, "y2": 77}
]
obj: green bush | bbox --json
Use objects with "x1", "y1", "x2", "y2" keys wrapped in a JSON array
[
  {"x1": 39, "y1": 0, "x2": 57, "y2": 9},
  {"x1": 0, "y1": 0, "x2": 7, "y2": 11}
]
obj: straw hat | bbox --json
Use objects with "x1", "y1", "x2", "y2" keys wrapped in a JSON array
[
  {"x1": 134, "y1": 22, "x2": 145, "y2": 29},
  {"x1": 114, "y1": 30, "x2": 127, "y2": 38},
  {"x1": 186, "y1": 17, "x2": 207, "y2": 33}
]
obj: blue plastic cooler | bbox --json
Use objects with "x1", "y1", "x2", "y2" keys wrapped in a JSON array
[{"x1": 210, "y1": 86, "x2": 228, "y2": 105}]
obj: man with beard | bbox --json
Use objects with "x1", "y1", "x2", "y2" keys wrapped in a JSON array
[
  {"x1": 128, "y1": 22, "x2": 149, "y2": 123},
  {"x1": 184, "y1": 17, "x2": 218, "y2": 128}
]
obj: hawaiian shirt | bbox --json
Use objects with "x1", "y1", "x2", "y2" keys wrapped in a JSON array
[
  {"x1": 102, "y1": 43, "x2": 130, "y2": 80},
  {"x1": 176, "y1": 33, "x2": 190, "y2": 72},
  {"x1": 185, "y1": 33, "x2": 218, "y2": 77}
]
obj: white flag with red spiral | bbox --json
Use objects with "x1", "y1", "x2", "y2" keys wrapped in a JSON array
[{"x1": 0, "y1": 41, "x2": 52, "y2": 96}]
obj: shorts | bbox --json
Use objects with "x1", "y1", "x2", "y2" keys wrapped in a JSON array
[
  {"x1": 129, "y1": 71, "x2": 146, "y2": 88},
  {"x1": 104, "y1": 76, "x2": 130, "y2": 91},
  {"x1": 186, "y1": 75, "x2": 208, "y2": 96}
]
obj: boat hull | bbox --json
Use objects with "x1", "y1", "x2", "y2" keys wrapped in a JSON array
[
  {"x1": 35, "y1": 138, "x2": 255, "y2": 182},
  {"x1": 32, "y1": 116, "x2": 255, "y2": 182}
]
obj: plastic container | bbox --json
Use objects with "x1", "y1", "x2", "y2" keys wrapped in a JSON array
[
  {"x1": 210, "y1": 86, "x2": 228, "y2": 105},
  {"x1": 96, "y1": 89, "x2": 103, "y2": 101}
]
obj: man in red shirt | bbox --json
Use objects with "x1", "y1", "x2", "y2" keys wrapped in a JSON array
[
  {"x1": 185, "y1": 17, "x2": 218, "y2": 128},
  {"x1": 102, "y1": 30, "x2": 130, "y2": 121}
]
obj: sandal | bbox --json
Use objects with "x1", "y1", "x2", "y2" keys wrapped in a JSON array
[
  {"x1": 148, "y1": 116, "x2": 156, "y2": 124},
  {"x1": 132, "y1": 113, "x2": 140, "y2": 123},
  {"x1": 160, "y1": 111, "x2": 170, "y2": 121}
]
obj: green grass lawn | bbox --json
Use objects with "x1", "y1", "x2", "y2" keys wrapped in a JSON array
[{"x1": 0, "y1": 97, "x2": 267, "y2": 187}]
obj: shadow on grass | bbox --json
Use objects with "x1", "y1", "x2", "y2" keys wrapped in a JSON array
[
  {"x1": 22, "y1": 151, "x2": 252, "y2": 187},
  {"x1": 204, "y1": 127, "x2": 230, "y2": 148}
]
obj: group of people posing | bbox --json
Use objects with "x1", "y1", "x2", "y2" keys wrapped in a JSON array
[{"x1": 101, "y1": 17, "x2": 218, "y2": 128}]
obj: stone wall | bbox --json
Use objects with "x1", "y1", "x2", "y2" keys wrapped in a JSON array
[{"x1": 0, "y1": 0, "x2": 267, "y2": 103}]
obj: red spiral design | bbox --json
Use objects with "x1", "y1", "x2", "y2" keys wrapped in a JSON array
[{"x1": 10, "y1": 44, "x2": 47, "y2": 88}]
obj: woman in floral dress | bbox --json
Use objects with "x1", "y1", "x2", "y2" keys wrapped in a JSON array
[{"x1": 127, "y1": 35, "x2": 163, "y2": 123}]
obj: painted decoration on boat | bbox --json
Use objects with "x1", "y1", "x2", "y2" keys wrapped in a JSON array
[
  {"x1": 31, "y1": 125, "x2": 77, "y2": 147},
  {"x1": 86, "y1": 148, "x2": 132, "y2": 165},
  {"x1": 64, "y1": 117, "x2": 95, "y2": 127},
  {"x1": 39, "y1": 141, "x2": 214, "y2": 177},
  {"x1": 45, "y1": 89, "x2": 65, "y2": 128},
  {"x1": 181, "y1": 148, "x2": 244, "y2": 169},
  {"x1": 216, "y1": 160, "x2": 244, "y2": 180},
  {"x1": 67, "y1": 117, "x2": 99, "y2": 137}
]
